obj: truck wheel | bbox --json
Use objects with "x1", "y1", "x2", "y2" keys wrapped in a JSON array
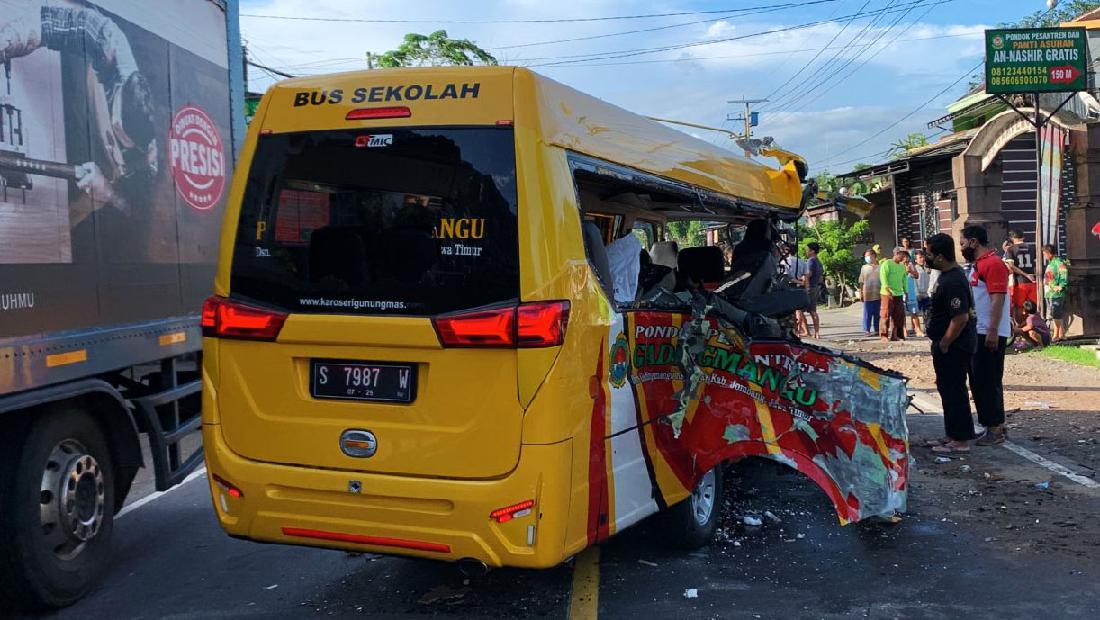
[
  {"x1": 655, "y1": 465, "x2": 723, "y2": 550},
  {"x1": 0, "y1": 407, "x2": 116, "y2": 610}
]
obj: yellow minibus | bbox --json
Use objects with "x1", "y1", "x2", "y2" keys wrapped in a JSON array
[{"x1": 202, "y1": 66, "x2": 908, "y2": 571}]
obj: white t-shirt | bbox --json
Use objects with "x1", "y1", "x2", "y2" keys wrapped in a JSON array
[
  {"x1": 606, "y1": 234, "x2": 643, "y2": 304},
  {"x1": 970, "y1": 250, "x2": 1012, "y2": 338}
]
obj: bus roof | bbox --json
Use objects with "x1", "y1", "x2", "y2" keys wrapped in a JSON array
[{"x1": 260, "y1": 66, "x2": 805, "y2": 211}]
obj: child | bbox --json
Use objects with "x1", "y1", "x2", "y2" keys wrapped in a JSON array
[
  {"x1": 1013, "y1": 300, "x2": 1051, "y2": 350},
  {"x1": 902, "y1": 254, "x2": 923, "y2": 337}
]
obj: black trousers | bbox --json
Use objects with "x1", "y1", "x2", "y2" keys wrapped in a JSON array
[
  {"x1": 970, "y1": 336, "x2": 1008, "y2": 428},
  {"x1": 933, "y1": 342, "x2": 975, "y2": 441}
]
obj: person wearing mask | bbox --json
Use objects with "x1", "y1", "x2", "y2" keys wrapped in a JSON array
[
  {"x1": 960, "y1": 224, "x2": 1011, "y2": 446},
  {"x1": 923, "y1": 234, "x2": 978, "y2": 454},
  {"x1": 804, "y1": 242, "x2": 824, "y2": 339},
  {"x1": 858, "y1": 249, "x2": 881, "y2": 336},
  {"x1": 879, "y1": 246, "x2": 908, "y2": 341},
  {"x1": 1042, "y1": 244, "x2": 1069, "y2": 342}
]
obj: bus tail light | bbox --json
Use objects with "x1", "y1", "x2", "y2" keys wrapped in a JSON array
[
  {"x1": 517, "y1": 301, "x2": 570, "y2": 347},
  {"x1": 345, "y1": 106, "x2": 411, "y2": 120},
  {"x1": 433, "y1": 302, "x2": 569, "y2": 348},
  {"x1": 490, "y1": 499, "x2": 535, "y2": 523},
  {"x1": 202, "y1": 296, "x2": 287, "y2": 341}
]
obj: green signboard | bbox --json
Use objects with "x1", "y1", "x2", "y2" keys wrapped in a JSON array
[{"x1": 985, "y1": 27, "x2": 1089, "y2": 94}]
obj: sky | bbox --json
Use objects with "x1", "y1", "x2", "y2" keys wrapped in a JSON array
[{"x1": 238, "y1": 0, "x2": 1057, "y2": 174}]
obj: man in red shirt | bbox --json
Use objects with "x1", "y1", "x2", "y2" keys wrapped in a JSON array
[{"x1": 960, "y1": 225, "x2": 1011, "y2": 445}]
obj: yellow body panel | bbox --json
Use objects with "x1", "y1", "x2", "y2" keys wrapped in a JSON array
[{"x1": 204, "y1": 65, "x2": 804, "y2": 568}]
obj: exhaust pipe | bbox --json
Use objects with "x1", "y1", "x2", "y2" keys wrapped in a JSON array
[{"x1": 457, "y1": 557, "x2": 490, "y2": 578}]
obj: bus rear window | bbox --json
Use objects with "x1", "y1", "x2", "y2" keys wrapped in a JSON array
[{"x1": 230, "y1": 127, "x2": 518, "y2": 316}]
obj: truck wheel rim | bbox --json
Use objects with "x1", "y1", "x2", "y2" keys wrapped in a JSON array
[
  {"x1": 39, "y1": 439, "x2": 106, "y2": 561},
  {"x1": 691, "y1": 469, "x2": 716, "y2": 526}
]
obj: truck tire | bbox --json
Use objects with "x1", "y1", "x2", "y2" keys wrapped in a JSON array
[
  {"x1": 0, "y1": 407, "x2": 116, "y2": 610},
  {"x1": 655, "y1": 465, "x2": 723, "y2": 550}
]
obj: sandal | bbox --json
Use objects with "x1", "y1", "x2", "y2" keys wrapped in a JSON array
[
  {"x1": 923, "y1": 437, "x2": 951, "y2": 447},
  {"x1": 932, "y1": 442, "x2": 971, "y2": 454}
]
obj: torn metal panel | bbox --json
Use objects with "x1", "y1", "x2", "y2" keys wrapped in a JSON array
[{"x1": 626, "y1": 292, "x2": 909, "y2": 524}]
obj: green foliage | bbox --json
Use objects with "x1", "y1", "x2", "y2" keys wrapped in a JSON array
[
  {"x1": 796, "y1": 219, "x2": 871, "y2": 289},
  {"x1": 1007, "y1": 1, "x2": 1100, "y2": 27},
  {"x1": 1030, "y1": 345, "x2": 1100, "y2": 369},
  {"x1": 888, "y1": 132, "x2": 929, "y2": 158},
  {"x1": 666, "y1": 220, "x2": 706, "y2": 248},
  {"x1": 376, "y1": 30, "x2": 498, "y2": 68}
]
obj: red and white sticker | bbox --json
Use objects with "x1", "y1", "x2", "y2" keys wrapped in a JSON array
[{"x1": 169, "y1": 105, "x2": 225, "y2": 211}]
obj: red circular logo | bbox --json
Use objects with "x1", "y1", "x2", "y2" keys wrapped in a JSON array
[{"x1": 169, "y1": 105, "x2": 225, "y2": 211}]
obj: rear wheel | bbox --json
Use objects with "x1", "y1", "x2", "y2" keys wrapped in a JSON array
[
  {"x1": 0, "y1": 407, "x2": 116, "y2": 610},
  {"x1": 655, "y1": 465, "x2": 723, "y2": 549}
]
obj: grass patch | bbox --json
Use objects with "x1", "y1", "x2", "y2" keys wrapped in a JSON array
[{"x1": 1030, "y1": 345, "x2": 1100, "y2": 369}]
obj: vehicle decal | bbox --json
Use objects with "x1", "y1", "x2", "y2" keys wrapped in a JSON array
[
  {"x1": 585, "y1": 339, "x2": 610, "y2": 545},
  {"x1": 604, "y1": 314, "x2": 659, "y2": 534},
  {"x1": 627, "y1": 292, "x2": 909, "y2": 524}
]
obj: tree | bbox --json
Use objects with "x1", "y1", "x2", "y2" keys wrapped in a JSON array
[
  {"x1": 1007, "y1": 1, "x2": 1100, "y2": 27},
  {"x1": 797, "y1": 219, "x2": 871, "y2": 304},
  {"x1": 888, "y1": 132, "x2": 929, "y2": 158},
  {"x1": 666, "y1": 220, "x2": 706, "y2": 248},
  {"x1": 375, "y1": 31, "x2": 498, "y2": 68}
]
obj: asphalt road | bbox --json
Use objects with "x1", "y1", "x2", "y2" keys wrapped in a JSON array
[
  {"x1": 21, "y1": 412, "x2": 1098, "y2": 619},
  {"x1": 15, "y1": 306, "x2": 1100, "y2": 619}
]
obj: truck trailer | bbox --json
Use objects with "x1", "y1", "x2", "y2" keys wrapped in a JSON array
[{"x1": 0, "y1": 0, "x2": 242, "y2": 609}]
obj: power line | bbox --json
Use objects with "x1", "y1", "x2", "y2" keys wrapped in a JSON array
[
  {"x1": 760, "y1": 1, "x2": 871, "y2": 103},
  {"x1": 815, "y1": 57, "x2": 983, "y2": 169},
  {"x1": 781, "y1": 0, "x2": 945, "y2": 114},
  {"x1": 761, "y1": 0, "x2": 906, "y2": 111},
  {"x1": 495, "y1": 0, "x2": 844, "y2": 50},
  {"x1": 247, "y1": 59, "x2": 296, "y2": 79},
  {"x1": 241, "y1": 2, "x2": 843, "y2": 25},
  {"x1": 772, "y1": 0, "x2": 945, "y2": 113},
  {"x1": 527, "y1": 0, "x2": 934, "y2": 67}
]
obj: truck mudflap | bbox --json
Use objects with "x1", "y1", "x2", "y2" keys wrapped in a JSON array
[{"x1": 627, "y1": 294, "x2": 909, "y2": 524}]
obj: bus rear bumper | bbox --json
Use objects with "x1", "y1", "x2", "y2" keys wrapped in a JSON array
[{"x1": 202, "y1": 423, "x2": 574, "y2": 568}]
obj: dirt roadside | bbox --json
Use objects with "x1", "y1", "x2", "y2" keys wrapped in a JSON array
[{"x1": 813, "y1": 305, "x2": 1100, "y2": 561}]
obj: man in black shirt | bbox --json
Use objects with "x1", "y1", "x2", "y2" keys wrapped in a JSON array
[
  {"x1": 924, "y1": 233, "x2": 978, "y2": 454},
  {"x1": 1004, "y1": 230, "x2": 1036, "y2": 323}
]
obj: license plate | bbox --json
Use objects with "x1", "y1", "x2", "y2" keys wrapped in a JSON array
[{"x1": 310, "y1": 360, "x2": 417, "y2": 403}]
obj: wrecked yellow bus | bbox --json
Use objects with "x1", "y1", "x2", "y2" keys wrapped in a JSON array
[{"x1": 201, "y1": 66, "x2": 909, "y2": 570}]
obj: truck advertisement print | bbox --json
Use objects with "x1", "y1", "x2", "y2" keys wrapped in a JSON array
[{"x1": 0, "y1": 0, "x2": 230, "y2": 336}]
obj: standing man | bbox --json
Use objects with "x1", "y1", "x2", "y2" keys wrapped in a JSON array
[
  {"x1": 879, "y1": 246, "x2": 908, "y2": 341},
  {"x1": 1004, "y1": 230, "x2": 1036, "y2": 323},
  {"x1": 960, "y1": 225, "x2": 1011, "y2": 446},
  {"x1": 804, "y1": 242, "x2": 824, "y2": 339},
  {"x1": 782, "y1": 242, "x2": 808, "y2": 337},
  {"x1": 858, "y1": 248, "x2": 881, "y2": 336},
  {"x1": 1042, "y1": 244, "x2": 1069, "y2": 342},
  {"x1": 924, "y1": 234, "x2": 978, "y2": 454}
]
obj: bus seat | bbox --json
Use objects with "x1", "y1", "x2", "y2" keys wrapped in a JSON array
[
  {"x1": 650, "y1": 241, "x2": 679, "y2": 269},
  {"x1": 582, "y1": 220, "x2": 615, "y2": 301},
  {"x1": 677, "y1": 246, "x2": 725, "y2": 288}
]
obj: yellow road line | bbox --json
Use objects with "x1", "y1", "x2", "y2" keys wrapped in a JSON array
[{"x1": 568, "y1": 545, "x2": 601, "y2": 619}]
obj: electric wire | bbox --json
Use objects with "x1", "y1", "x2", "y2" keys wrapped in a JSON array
[
  {"x1": 759, "y1": 0, "x2": 872, "y2": 103},
  {"x1": 814, "y1": 57, "x2": 984, "y2": 169},
  {"x1": 495, "y1": 0, "x2": 844, "y2": 50},
  {"x1": 241, "y1": 1, "x2": 844, "y2": 25},
  {"x1": 764, "y1": 0, "x2": 912, "y2": 112}
]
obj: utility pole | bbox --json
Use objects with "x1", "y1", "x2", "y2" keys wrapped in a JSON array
[{"x1": 726, "y1": 98, "x2": 767, "y2": 157}]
